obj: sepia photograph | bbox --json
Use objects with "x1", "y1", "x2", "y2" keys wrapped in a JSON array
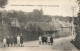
[{"x1": 0, "y1": 0, "x2": 79, "y2": 51}]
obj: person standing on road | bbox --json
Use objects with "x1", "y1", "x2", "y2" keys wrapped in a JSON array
[
  {"x1": 13, "y1": 35, "x2": 17, "y2": 46},
  {"x1": 50, "y1": 36, "x2": 53, "y2": 45},
  {"x1": 3, "y1": 37, "x2": 7, "y2": 47},
  {"x1": 45, "y1": 36, "x2": 47, "y2": 44},
  {"x1": 42, "y1": 36, "x2": 45, "y2": 45},
  {"x1": 10, "y1": 36, "x2": 13, "y2": 47},
  {"x1": 20, "y1": 34, "x2": 24, "y2": 47},
  {"x1": 47, "y1": 36, "x2": 50, "y2": 45},
  {"x1": 6, "y1": 36, "x2": 10, "y2": 47},
  {"x1": 17, "y1": 35, "x2": 20, "y2": 46},
  {"x1": 39, "y1": 35, "x2": 42, "y2": 45}
]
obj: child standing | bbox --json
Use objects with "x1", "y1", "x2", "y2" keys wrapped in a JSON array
[
  {"x1": 3, "y1": 37, "x2": 7, "y2": 47},
  {"x1": 39, "y1": 35, "x2": 42, "y2": 45}
]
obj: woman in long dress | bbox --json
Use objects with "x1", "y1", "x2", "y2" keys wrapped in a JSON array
[
  {"x1": 10, "y1": 36, "x2": 13, "y2": 47},
  {"x1": 3, "y1": 37, "x2": 7, "y2": 47},
  {"x1": 39, "y1": 35, "x2": 42, "y2": 45},
  {"x1": 47, "y1": 36, "x2": 50, "y2": 45},
  {"x1": 6, "y1": 36, "x2": 10, "y2": 47},
  {"x1": 20, "y1": 34, "x2": 24, "y2": 47},
  {"x1": 17, "y1": 35, "x2": 20, "y2": 46},
  {"x1": 50, "y1": 36, "x2": 53, "y2": 45}
]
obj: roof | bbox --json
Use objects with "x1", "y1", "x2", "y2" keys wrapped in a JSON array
[
  {"x1": 35, "y1": 22, "x2": 56, "y2": 31},
  {"x1": 57, "y1": 21, "x2": 72, "y2": 27},
  {"x1": 25, "y1": 22, "x2": 57, "y2": 31}
]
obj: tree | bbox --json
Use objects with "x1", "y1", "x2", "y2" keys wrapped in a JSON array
[
  {"x1": 0, "y1": 0, "x2": 8, "y2": 23},
  {"x1": 32, "y1": 9, "x2": 42, "y2": 22},
  {"x1": 7, "y1": 10, "x2": 18, "y2": 18},
  {"x1": 0, "y1": 0, "x2": 8, "y2": 8},
  {"x1": 73, "y1": 0, "x2": 80, "y2": 49}
]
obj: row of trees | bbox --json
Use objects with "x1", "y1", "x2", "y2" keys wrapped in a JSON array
[
  {"x1": 53, "y1": 15, "x2": 72, "y2": 23},
  {"x1": 0, "y1": 10, "x2": 52, "y2": 25}
]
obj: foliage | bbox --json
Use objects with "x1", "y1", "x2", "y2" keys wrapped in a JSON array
[
  {"x1": 0, "y1": 0, "x2": 8, "y2": 8},
  {"x1": 1, "y1": 9, "x2": 52, "y2": 25},
  {"x1": 74, "y1": 0, "x2": 80, "y2": 48}
]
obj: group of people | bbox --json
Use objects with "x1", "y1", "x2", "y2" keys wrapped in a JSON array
[
  {"x1": 3, "y1": 34, "x2": 23, "y2": 47},
  {"x1": 3, "y1": 34, "x2": 53, "y2": 47},
  {"x1": 39, "y1": 35, "x2": 53, "y2": 45}
]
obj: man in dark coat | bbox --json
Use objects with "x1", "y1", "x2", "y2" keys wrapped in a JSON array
[
  {"x1": 20, "y1": 34, "x2": 23, "y2": 47},
  {"x1": 50, "y1": 36, "x2": 53, "y2": 45},
  {"x1": 42, "y1": 36, "x2": 45, "y2": 45},
  {"x1": 10, "y1": 36, "x2": 13, "y2": 47},
  {"x1": 45, "y1": 36, "x2": 47, "y2": 44},
  {"x1": 6, "y1": 36, "x2": 10, "y2": 47},
  {"x1": 13, "y1": 36, "x2": 17, "y2": 46}
]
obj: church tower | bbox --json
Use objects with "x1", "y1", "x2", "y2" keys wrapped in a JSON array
[{"x1": 40, "y1": 7, "x2": 43, "y2": 15}]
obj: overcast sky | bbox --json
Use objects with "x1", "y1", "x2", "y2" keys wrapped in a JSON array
[{"x1": 3, "y1": 0, "x2": 79, "y2": 17}]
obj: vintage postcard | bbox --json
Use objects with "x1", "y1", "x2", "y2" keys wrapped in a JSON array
[{"x1": 0, "y1": 0, "x2": 79, "y2": 51}]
